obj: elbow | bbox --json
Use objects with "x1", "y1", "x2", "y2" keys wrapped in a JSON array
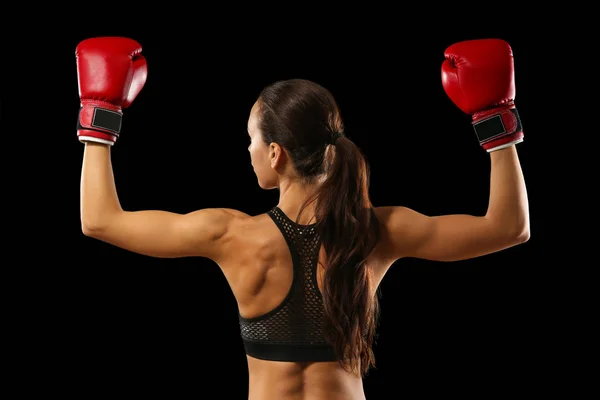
[
  {"x1": 513, "y1": 227, "x2": 530, "y2": 245},
  {"x1": 517, "y1": 225, "x2": 531, "y2": 243},
  {"x1": 488, "y1": 211, "x2": 530, "y2": 245},
  {"x1": 81, "y1": 216, "x2": 110, "y2": 238},
  {"x1": 507, "y1": 220, "x2": 530, "y2": 245},
  {"x1": 81, "y1": 209, "x2": 120, "y2": 238},
  {"x1": 81, "y1": 222, "x2": 104, "y2": 238},
  {"x1": 514, "y1": 211, "x2": 531, "y2": 243}
]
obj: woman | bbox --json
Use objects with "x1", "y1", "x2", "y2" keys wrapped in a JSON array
[{"x1": 78, "y1": 38, "x2": 529, "y2": 400}]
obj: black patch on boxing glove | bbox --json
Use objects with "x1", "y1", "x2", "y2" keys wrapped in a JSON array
[
  {"x1": 77, "y1": 107, "x2": 122, "y2": 135},
  {"x1": 473, "y1": 108, "x2": 521, "y2": 143},
  {"x1": 91, "y1": 108, "x2": 122, "y2": 133}
]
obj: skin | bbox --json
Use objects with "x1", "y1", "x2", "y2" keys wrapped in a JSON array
[{"x1": 80, "y1": 101, "x2": 530, "y2": 400}]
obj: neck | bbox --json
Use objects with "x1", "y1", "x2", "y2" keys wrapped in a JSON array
[{"x1": 277, "y1": 178, "x2": 320, "y2": 224}]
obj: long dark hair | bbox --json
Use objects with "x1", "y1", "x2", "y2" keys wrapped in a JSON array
[{"x1": 257, "y1": 78, "x2": 380, "y2": 376}]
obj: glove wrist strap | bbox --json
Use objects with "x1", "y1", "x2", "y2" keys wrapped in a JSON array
[
  {"x1": 472, "y1": 107, "x2": 522, "y2": 146},
  {"x1": 77, "y1": 101, "x2": 123, "y2": 138}
]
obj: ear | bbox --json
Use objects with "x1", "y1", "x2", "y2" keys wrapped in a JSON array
[{"x1": 269, "y1": 143, "x2": 284, "y2": 170}]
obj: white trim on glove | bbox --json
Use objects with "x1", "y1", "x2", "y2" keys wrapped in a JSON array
[
  {"x1": 487, "y1": 138, "x2": 524, "y2": 152},
  {"x1": 79, "y1": 136, "x2": 115, "y2": 146}
]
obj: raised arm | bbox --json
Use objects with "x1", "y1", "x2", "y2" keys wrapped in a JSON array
[
  {"x1": 377, "y1": 38, "x2": 530, "y2": 262},
  {"x1": 377, "y1": 146, "x2": 529, "y2": 262},
  {"x1": 81, "y1": 144, "x2": 237, "y2": 260},
  {"x1": 76, "y1": 37, "x2": 239, "y2": 261}
]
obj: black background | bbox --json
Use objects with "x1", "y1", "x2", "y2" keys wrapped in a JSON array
[{"x1": 10, "y1": 17, "x2": 552, "y2": 399}]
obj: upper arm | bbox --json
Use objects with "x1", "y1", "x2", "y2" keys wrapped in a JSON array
[
  {"x1": 83, "y1": 208, "x2": 244, "y2": 260},
  {"x1": 375, "y1": 206, "x2": 527, "y2": 262}
]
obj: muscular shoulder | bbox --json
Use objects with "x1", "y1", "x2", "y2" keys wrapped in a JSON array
[
  {"x1": 174, "y1": 208, "x2": 249, "y2": 259},
  {"x1": 222, "y1": 209, "x2": 273, "y2": 240},
  {"x1": 184, "y1": 207, "x2": 249, "y2": 230},
  {"x1": 206, "y1": 207, "x2": 268, "y2": 247},
  {"x1": 216, "y1": 208, "x2": 252, "y2": 219},
  {"x1": 204, "y1": 208, "x2": 278, "y2": 268},
  {"x1": 205, "y1": 208, "x2": 252, "y2": 238}
]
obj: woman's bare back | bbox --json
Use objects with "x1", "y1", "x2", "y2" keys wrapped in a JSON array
[{"x1": 214, "y1": 209, "x2": 392, "y2": 399}]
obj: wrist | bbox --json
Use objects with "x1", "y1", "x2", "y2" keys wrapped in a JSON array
[
  {"x1": 489, "y1": 144, "x2": 518, "y2": 159},
  {"x1": 483, "y1": 133, "x2": 524, "y2": 152},
  {"x1": 84, "y1": 142, "x2": 112, "y2": 149}
]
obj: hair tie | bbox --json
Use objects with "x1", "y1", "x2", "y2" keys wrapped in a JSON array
[{"x1": 330, "y1": 132, "x2": 343, "y2": 145}]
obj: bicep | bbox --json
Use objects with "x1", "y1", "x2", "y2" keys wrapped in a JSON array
[
  {"x1": 377, "y1": 206, "x2": 522, "y2": 262},
  {"x1": 84, "y1": 208, "x2": 235, "y2": 259}
]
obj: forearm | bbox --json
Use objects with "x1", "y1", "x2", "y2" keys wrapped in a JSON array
[
  {"x1": 485, "y1": 146, "x2": 529, "y2": 236},
  {"x1": 80, "y1": 143, "x2": 122, "y2": 231}
]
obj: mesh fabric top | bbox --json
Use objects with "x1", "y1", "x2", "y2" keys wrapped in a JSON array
[{"x1": 238, "y1": 207, "x2": 337, "y2": 362}]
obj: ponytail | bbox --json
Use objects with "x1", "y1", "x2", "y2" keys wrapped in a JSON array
[{"x1": 299, "y1": 135, "x2": 380, "y2": 376}]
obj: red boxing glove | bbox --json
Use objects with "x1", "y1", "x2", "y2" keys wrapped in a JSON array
[
  {"x1": 442, "y1": 38, "x2": 523, "y2": 152},
  {"x1": 76, "y1": 37, "x2": 148, "y2": 145}
]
